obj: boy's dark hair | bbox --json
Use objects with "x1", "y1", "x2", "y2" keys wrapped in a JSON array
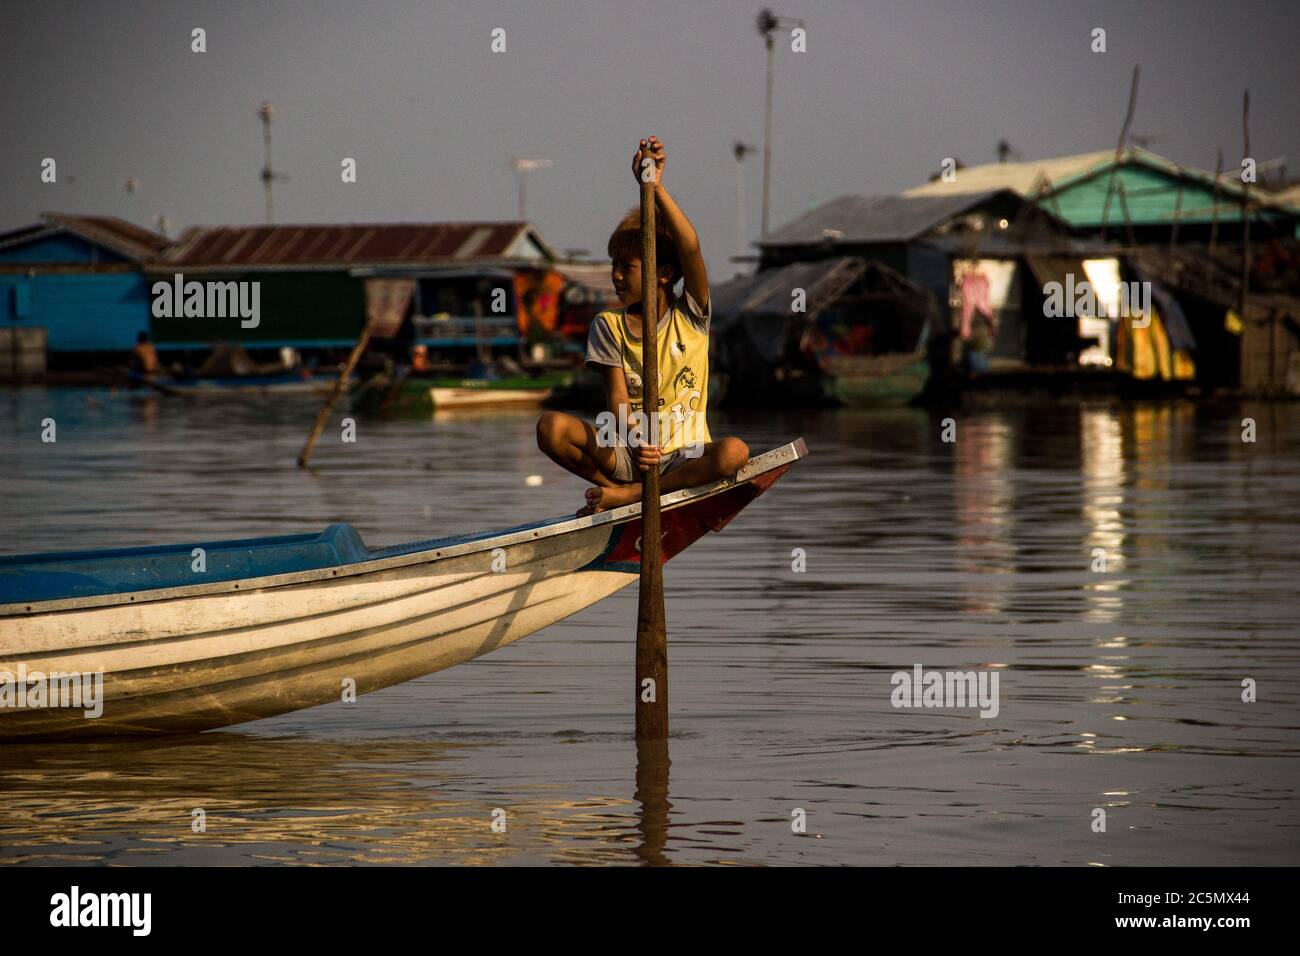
[
  {"x1": 137, "y1": 330, "x2": 150, "y2": 343},
  {"x1": 606, "y1": 207, "x2": 681, "y2": 284}
]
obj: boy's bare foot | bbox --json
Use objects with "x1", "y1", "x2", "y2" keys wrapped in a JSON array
[{"x1": 577, "y1": 483, "x2": 643, "y2": 516}]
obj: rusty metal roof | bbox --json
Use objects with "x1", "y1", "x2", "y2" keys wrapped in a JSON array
[
  {"x1": 34, "y1": 213, "x2": 171, "y2": 260},
  {"x1": 160, "y1": 221, "x2": 556, "y2": 270},
  {"x1": 553, "y1": 260, "x2": 617, "y2": 299}
]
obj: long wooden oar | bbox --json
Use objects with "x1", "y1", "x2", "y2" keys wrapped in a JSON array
[
  {"x1": 298, "y1": 318, "x2": 375, "y2": 467},
  {"x1": 636, "y1": 151, "x2": 668, "y2": 740}
]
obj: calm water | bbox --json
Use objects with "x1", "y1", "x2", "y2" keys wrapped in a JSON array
[{"x1": 1, "y1": 388, "x2": 1297, "y2": 866}]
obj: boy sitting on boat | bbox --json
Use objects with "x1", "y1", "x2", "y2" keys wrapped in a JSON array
[{"x1": 537, "y1": 136, "x2": 749, "y2": 515}]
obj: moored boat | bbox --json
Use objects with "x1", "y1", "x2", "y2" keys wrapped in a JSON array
[
  {"x1": 130, "y1": 369, "x2": 351, "y2": 398},
  {"x1": 824, "y1": 353, "x2": 930, "y2": 406},
  {"x1": 353, "y1": 371, "x2": 573, "y2": 413},
  {"x1": 0, "y1": 440, "x2": 806, "y2": 740}
]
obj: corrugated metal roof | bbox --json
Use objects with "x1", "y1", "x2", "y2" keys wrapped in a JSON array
[
  {"x1": 759, "y1": 190, "x2": 1015, "y2": 246},
  {"x1": 901, "y1": 147, "x2": 1264, "y2": 203},
  {"x1": 39, "y1": 213, "x2": 171, "y2": 260},
  {"x1": 903, "y1": 149, "x2": 1123, "y2": 198},
  {"x1": 161, "y1": 221, "x2": 556, "y2": 269},
  {"x1": 712, "y1": 257, "x2": 869, "y2": 322},
  {"x1": 552, "y1": 261, "x2": 617, "y2": 300},
  {"x1": 1273, "y1": 184, "x2": 1300, "y2": 211}
]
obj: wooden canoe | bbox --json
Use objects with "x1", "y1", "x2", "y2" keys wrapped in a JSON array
[
  {"x1": 0, "y1": 439, "x2": 807, "y2": 740},
  {"x1": 131, "y1": 370, "x2": 351, "y2": 398}
]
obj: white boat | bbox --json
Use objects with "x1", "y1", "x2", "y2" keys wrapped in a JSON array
[
  {"x1": 0, "y1": 440, "x2": 806, "y2": 739},
  {"x1": 427, "y1": 384, "x2": 555, "y2": 408}
]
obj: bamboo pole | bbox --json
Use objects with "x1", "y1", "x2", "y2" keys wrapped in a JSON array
[
  {"x1": 1100, "y1": 65, "x2": 1140, "y2": 242},
  {"x1": 297, "y1": 321, "x2": 375, "y2": 468},
  {"x1": 1210, "y1": 148, "x2": 1223, "y2": 252},
  {"x1": 636, "y1": 152, "x2": 668, "y2": 741},
  {"x1": 1239, "y1": 89, "x2": 1252, "y2": 384}
]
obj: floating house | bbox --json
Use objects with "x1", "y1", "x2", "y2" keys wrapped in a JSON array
[
  {"x1": 152, "y1": 221, "x2": 562, "y2": 359},
  {"x1": 0, "y1": 213, "x2": 613, "y2": 379},
  {"x1": 0, "y1": 213, "x2": 170, "y2": 376},
  {"x1": 749, "y1": 189, "x2": 1130, "y2": 393},
  {"x1": 750, "y1": 179, "x2": 1218, "y2": 393}
]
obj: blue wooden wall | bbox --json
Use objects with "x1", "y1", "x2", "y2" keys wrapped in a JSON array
[
  {"x1": 0, "y1": 234, "x2": 129, "y2": 265},
  {"x1": 0, "y1": 274, "x2": 151, "y2": 352},
  {"x1": 0, "y1": 229, "x2": 150, "y2": 353}
]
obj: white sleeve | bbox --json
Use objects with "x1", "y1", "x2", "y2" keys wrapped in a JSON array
[{"x1": 682, "y1": 290, "x2": 711, "y2": 332}]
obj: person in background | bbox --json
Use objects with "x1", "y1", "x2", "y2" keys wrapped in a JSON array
[
  {"x1": 411, "y1": 343, "x2": 432, "y2": 374},
  {"x1": 130, "y1": 330, "x2": 160, "y2": 382}
]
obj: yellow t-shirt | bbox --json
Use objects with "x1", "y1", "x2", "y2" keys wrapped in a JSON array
[{"x1": 585, "y1": 290, "x2": 711, "y2": 453}]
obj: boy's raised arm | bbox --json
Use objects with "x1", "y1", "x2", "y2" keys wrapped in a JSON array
[
  {"x1": 657, "y1": 184, "x2": 709, "y2": 312},
  {"x1": 635, "y1": 137, "x2": 710, "y2": 312}
]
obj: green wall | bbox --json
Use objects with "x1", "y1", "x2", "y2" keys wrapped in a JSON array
[{"x1": 150, "y1": 271, "x2": 365, "y2": 347}]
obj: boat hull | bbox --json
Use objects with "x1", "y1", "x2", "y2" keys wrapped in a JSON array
[
  {"x1": 826, "y1": 354, "x2": 929, "y2": 406},
  {"x1": 354, "y1": 373, "x2": 571, "y2": 413},
  {"x1": 139, "y1": 372, "x2": 347, "y2": 397},
  {"x1": 0, "y1": 441, "x2": 805, "y2": 739},
  {"x1": 428, "y1": 385, "x2": 554, "y2": 408}
]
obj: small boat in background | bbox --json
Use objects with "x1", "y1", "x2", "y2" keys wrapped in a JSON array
[
  {"x1": 353, "y1": 370, "x2": 573, "y2": 414},
  {"x1": 823, "y1": 353, "x2": 930, "y2": 406},
  {"x1": 133, "y1": 369, "x2": 348, "y2": 397},
  {"x1": 0, "y1": 440, "x2": 806, "y2": 740},
  {"x1": 129, "y1": 342, "x2": 352, "y2": 398}
]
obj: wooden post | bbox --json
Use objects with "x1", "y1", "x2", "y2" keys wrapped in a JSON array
[
  {"x1": 1239, "y1": 89, "x2": 1252, "y2": 387},
  {"x1": 1210, "y1": 148, "x2": 1223, "y2": 252},
  {"x1": 297, "y1": 321, "x2": 374, "y2": 468},
  {"x1": 635, "y1": 155, "x2": 668, "y2": 741},
  {"x1": 1100, "y1": 64, "x2": 1140, "y2": 242}
]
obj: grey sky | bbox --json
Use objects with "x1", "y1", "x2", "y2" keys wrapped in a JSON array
[{"x1": 2, "y1": 0, "x2": 1296, "y2": 277}]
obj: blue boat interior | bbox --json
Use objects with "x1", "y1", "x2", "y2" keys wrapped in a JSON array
[
  {"x1": 0, "y1": 514, "x2": 571, "y2": 606},
  {"x1": 0, "y1": 525, "x2": 372, "y2": 605}
]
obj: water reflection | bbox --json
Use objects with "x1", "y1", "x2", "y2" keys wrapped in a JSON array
[
  {"x1": 633, "y1": 738, "x2": 672, "y2": 866},
  {"x1": 1082, "y1": 405, "x2": 1126, "y2": 623},
  {"x1": 1, "y1": 391, "x2": 1297, "y2": 866},
  {"x1": 953, "y1": 415, "x2": 1014, "y2": 615},
  {"x1": 0, "y1": 733, "x2": 639, "y2": 866}
]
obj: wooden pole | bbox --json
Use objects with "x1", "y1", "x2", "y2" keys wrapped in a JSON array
[
  {"x1": 635, "y1": 154, "x2": 668, "y2": 740},
  {"x1": 1210, "y1": 148, "x2": 1223, "y2": 252},
  {"x1": 1239, "y1": 89, "x2": 1252, "y2": 373},
  {"x1": 1100, "y1": 64, "x2": 1140, "y2": 242},
  {"x1": 297, "y1": 321, "x2": 374, "y2": 468}
]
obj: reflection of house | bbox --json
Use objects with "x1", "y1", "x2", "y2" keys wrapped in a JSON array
[
  {"x1": 0, "y1": 214, "x2": 170, "y2": 375},
  {"x1": 902, "y1": 147, "x2": 1300, "y2": 244}
]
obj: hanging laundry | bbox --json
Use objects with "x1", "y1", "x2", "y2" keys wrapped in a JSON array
[{"x1": 959, "y1": 270, "x2": 994, "y2": 340}]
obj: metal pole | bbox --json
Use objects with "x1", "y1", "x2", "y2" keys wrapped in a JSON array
[
  {"x1": 761, "y1": 32, "x2": 774, "y2": 237},
  {"x1": 736, "y1": 153, "x2": 745, "y2": 260},
  {"x1": 260, "y1": 103, "x2": 275, "y2": 225}
]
